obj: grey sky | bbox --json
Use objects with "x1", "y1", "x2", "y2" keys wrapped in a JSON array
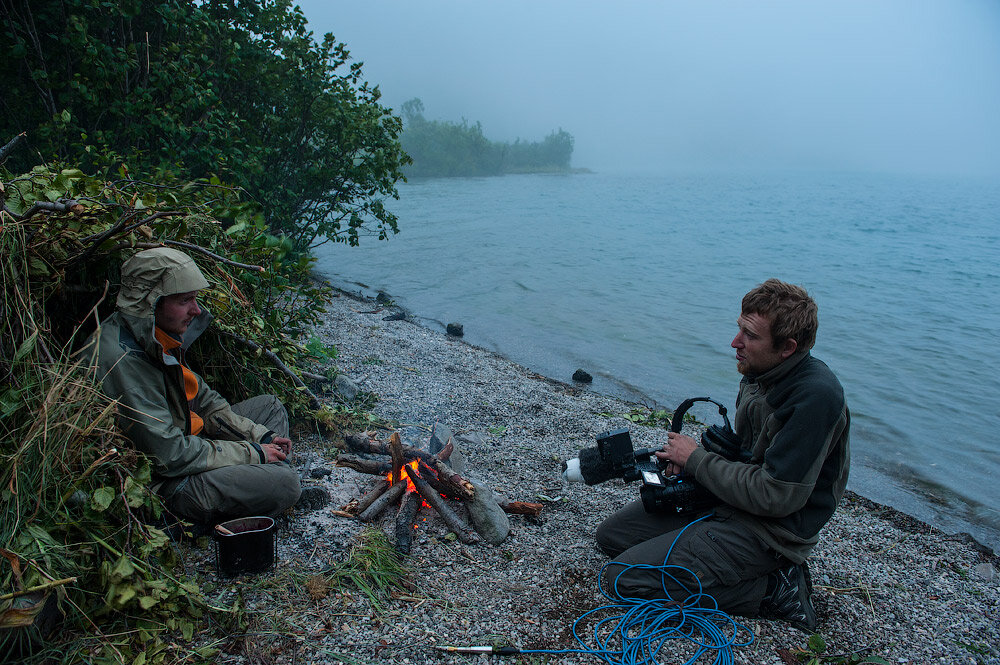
[{"x1": 294, "y1": 1, "x2": 1000, "y2": 177}]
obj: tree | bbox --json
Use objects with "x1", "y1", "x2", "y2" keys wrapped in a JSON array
[
  {"x1": 0, "y1": 0, "x2": 410, "y2": 248},
  {"x1": 398, "y1": 98, "x2": 574, "y2": 177}
]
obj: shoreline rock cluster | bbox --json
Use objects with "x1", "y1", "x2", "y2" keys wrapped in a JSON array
[{"x1": 197, "y1": 290, "x2": 998, "y2": 664}]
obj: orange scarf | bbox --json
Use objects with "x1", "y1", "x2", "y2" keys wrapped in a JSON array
[{"x1": 154, "y1": 327, "x2": 205, "y2": 435}]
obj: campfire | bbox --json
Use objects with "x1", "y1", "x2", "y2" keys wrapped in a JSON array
[{"x1": 337, "y1": 430, "x2": 541, "y2": 553}]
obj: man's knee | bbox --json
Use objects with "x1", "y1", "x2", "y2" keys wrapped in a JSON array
[
  {"x1": 596, "y1": 517, "x2": 624, "y2": 557},
  {"x1": 231, "y1": 394, "x2": 289, "y2": 438},
  {"x1": 265, "y1": 464, "x2": 301, "y2": 512}
]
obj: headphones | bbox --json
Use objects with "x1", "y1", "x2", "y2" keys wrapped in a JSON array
[{"x1": 669, "y1": 396, "x2": 750, "y2": 463}]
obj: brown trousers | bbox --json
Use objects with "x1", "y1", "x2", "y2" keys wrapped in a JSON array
[
  {"x1": 595, "y1": 500, "x2": 782, "y2": 616},
  {"x1": 165, "y1": 395, "x2": 301, "y2": 525}
]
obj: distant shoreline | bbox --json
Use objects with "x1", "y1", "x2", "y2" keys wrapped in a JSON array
[{"x1": 403, "y1": 166, "x2": 594, "y2": 179}]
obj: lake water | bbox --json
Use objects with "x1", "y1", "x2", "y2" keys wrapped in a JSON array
[{"x1": 315, "y1": 171, "x2": 1000, "y2": 552}]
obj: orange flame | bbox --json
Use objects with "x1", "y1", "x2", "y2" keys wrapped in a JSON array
[
  {"x1": 387, "y1": 460, "x2": 421, "y2": 492},
  {"x1": 387, "y1": 460, "x2": 438, "y2": 511}
]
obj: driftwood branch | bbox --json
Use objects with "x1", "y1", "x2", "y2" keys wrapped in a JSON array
[
  {"x1": 428, "y1": 458, "x2": 475, "y2": 500},
  {"x1": 218, "y1": 330, "x2": 321, "y2": 409},
  {"x1": 82, "y1": 210, "x2": 182, "y2": 244},
  {"x1": 336, "y1": 454, "x2": 391, "y2": 476},
  {"x1": 416, "y1": 459, "x2": 474, "y2": 501},
  {"x1": 357, "y1": 482, "x2": 406, "y2": 522},
  {"x1": 14, "y1": 199, "x2": 80, "y2": 221},
  {"x1": 389, "y1": 431, "x2": 404, "y2": 486},
  {"x1": 347, "y1": 479, "x2": 390, "y2": 515},
  {"x1": 345, "y1": 432, "x2": 439, "y2": 465},
  {"x1": 410, "y1": 472, "x2": 477, "y2": 544},
  {"x1": 302, "y1": 371, "x2": 330, "y2": 382},
  {"x1": 394, "y1": 489, "x2": 422, "y2": 554},
  {"x1": 498, "y1": 499, "x2": 544, "y2": 516}
]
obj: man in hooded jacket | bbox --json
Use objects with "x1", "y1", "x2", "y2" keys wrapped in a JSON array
[{"x1": 90, "y1": 247, "x2": 302, "y2": 526}]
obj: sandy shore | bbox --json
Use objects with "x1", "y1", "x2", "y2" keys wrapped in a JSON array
[{"x1": 196, "y1": 290, "x2": 999, "y2": 665}]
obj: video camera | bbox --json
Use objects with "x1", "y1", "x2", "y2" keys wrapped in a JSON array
[{"x1": 561, "y1": 397, "x2": 750, "y2": 514}]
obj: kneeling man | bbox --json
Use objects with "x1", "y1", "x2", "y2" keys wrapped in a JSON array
[{"x1": 597, "y1": 279, "x2": 850, "y2": 631}]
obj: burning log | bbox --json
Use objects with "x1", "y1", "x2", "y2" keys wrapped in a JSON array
[
  {"x1": 409, "y1": 472, "x2": 478, "y2": 545},
  {"x1": 346, "y1": 433, "x2": 439, "y2": 464},
  {"x1": 416, "y1": 459, "x2": 474, "y2": 501},
  {"x1": 345, "y1": 431, "x2": 457, "y2": 467},
  {"x1": 389, "y1": 431, "x2": 405, "y2": 489},
  {"x1": 358, "y1": 481, "x2": 407, "y2": 522},
  {"x1": 336, "y1": 454, "x2": 392, "y2": 476},
  {"x1": 339, "y1": 429, "x2": 527, "y2": 549},
  {"x1": 342, "y1": 434, "x2": 476, "y2": 501},
  {"x1": 394, "y1": 489, "x2": 422, "y2": 554}
]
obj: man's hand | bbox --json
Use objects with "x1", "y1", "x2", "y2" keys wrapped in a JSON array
[
  {"x1": 655, "y1": 431, "x2": 698, "y2": 469},
  {"x1": 262, "y1": 438, "x2": 292, "y2": 463},
  {"x1": 271, "y1": 436, "x2": 292, "y2": 455}
]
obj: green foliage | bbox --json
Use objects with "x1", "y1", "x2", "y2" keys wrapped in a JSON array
[
  {"x1": 788, "y1": 634, "x2": 893, "y2": 665},
  {"x1": 1, "y1": 0, "x2": 410, "y2": 249},
  {"x1": 0, "y1": 204, "x2": 205, "y2": 662},
  {"x1": 326, "y1": 528, "x2": 410, "y2": 613},
  {"x1": 623, "y1": 407, "x2": 675, "y2": 428},
  {"x1": 0, "y1": 156, "x2": 343, "y2": 662},
  {"x1": 400, "y1": 98, "x2": 574, "y2": 177}
]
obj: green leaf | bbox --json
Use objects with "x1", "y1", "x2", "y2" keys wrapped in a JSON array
[
  {"x1": 806, "y1": 633, "x2": 826, "y2": 653},
  {"x1": 134, "y1": 461, "x2": 152, "y2": 485},
  {"x1": 0, "y1": 388, "x2": 21, "y2": 417},
  {"x1": 116, "y1": 586, "x2": 138, "y2": 605},
  {"x1": 110, "y1": 556, "x2": 136, "y2": 579},
  {"x1": 91, "y1": 486, "x2": 116, "y2": 512},
  {"x1": 27, "y1": 257, "x2": 50, "y2": 277},
  {"x1": 139, "y1": 596, "x2": 159, "y2": 610},
  {"x1": 13, "y1": 331, "x2": 37, "y2": 362},
  {"x1": 124, "y1": 477, "x2": 145, "y2": 507}
]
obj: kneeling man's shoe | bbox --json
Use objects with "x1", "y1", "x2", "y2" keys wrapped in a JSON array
[{"x1": 759, "y1": 562, "x2": 817, "y2": 632}]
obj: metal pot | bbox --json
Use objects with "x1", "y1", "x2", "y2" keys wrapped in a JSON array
[{"x1": 213, "y1": 516, "x2": 276, "y2": 577}]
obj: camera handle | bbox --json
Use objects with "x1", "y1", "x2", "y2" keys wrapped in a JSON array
[{"x1": 669, "y1": 397, "x2": 732, "y2": 434}]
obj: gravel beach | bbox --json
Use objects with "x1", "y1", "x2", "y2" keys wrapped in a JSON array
[{"x1": 195, "y1": 291, "x2": 999, "y2": 665}]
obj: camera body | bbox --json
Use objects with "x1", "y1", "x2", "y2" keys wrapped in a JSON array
[
  {"x1": 604, "y1": 428, "x2": 721, "y2": 515},
  {"x1": 561, "y1": 397, "x2": 749, "y2": 515}
]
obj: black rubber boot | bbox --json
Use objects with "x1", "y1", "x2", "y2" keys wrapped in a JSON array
[{"x1": 759, "y1": 561, "x2": 818, "y2": 632}]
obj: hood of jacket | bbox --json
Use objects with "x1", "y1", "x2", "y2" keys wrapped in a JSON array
[{"x1": 116, "y1": 247, "x2": 213, "y2": 357}]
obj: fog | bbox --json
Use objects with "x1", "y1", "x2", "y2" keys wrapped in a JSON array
[{"x1": 294, "y1": 1, "x2": 1000, "y2": 177}]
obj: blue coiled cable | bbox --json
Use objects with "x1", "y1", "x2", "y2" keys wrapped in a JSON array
[{"x1": 515, "y1": 514, "x2": 755, "y2": 664}]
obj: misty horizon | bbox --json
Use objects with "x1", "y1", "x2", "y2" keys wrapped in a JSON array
[{"x1": 295, "y1": 1, "x2": 1000, "y2": 179}]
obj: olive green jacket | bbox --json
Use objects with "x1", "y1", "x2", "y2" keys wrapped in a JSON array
[
  {"x1": 686, "y1": 350, "x2": 851, "y2": 562},
  {"x1": 88, "y1": 249, "x2": 272, "y2": 492}
]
